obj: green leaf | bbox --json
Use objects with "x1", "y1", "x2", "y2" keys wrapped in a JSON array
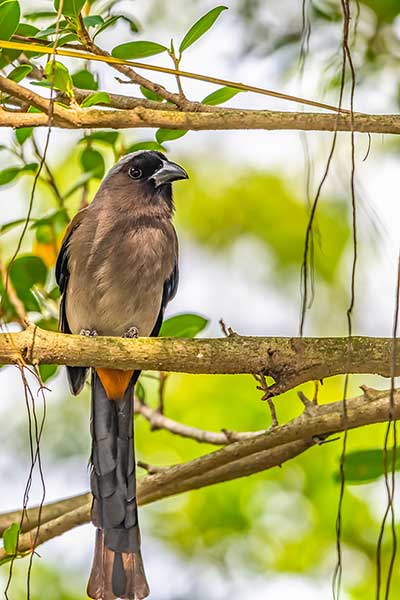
[
  {"x1": 15, "y1": 127, "x2": 33, "y2": 145},
  {"x1": 140, "y1": 85, "x2": 164, "y2": 102},
  {"x1": 47, "y1": 286, "x2": 60, "y2": 300},
  {"x1": 24, "y1": 11, "x2": 57, "y2": 21},
  {"x1": 9, "y1": 255, "x2": 48, "y2": 312},
  {"x1": 339, "y1": 449, "x2": 400, "y2": 485},
  {"x1": 0, "y1": 163, "x2": 37, "y2": 185},
  {"x1": 80, "y1": 91, "x2": 110, "y2": 108},
  {"x1": 80, "y1": 147, "x2": 105, "y2": 178},
  {"x1": 30, "y1": 80, "x2": 52, "y2": 89},
  {"x1": 31, "y1": 209, "x2": 68, "y2": 233},
  {"x1": 54, "y1": 0, "x2": 86, "y2": 17},
  {"x1": 125, "y1": 141, "x2": 166, "y2": 153},
  {"x1": 112, "y1": 41, "x2": 167, "y2": 60},
  {"x1": 0, "y1": 218, "x2": 30, "y2": 234},
  {"x1": 35, "y1": 224, "x2": 53, "y2": 244},
  {"x1": 156, "y1": 129, "x2": 187, "y2": 144},
  {"x1": 159, "y1": 314, "x2": 208, "y2": 338},
  {"x1": 15, "y1": 21, "x2": 39, "y2": 39},
  {"x1": 35, "y1": 20, "x2": 68, "y2": 39},
  {"x1": 136, "y1": 381, "x2": 146, "y2": 402},
  {"x1": 119, "y1": 14, "x2": 139, "y2": 33},
  {"x1": 179, "y1": 6, "x2": 227, "y2": 53},
  {"x1": 94, "y1": 14, "x2": 139, "y2": 39},
  {"x1": 3, "y1": 522, "x2": 20, "y2": 555},
  {"x1": 0, "y1": 49, "x2": 19, "y2": 69},
  {"x1": 202, "y1": 86, "x2": 242, "y2": 106},
  {"x1": 63, "y1": 171, "x2": 93, "y2": 200},
  {"x1": 7, "y1": 64, "x2": 32, "y2": 83},
  {"x1": 0, "y1": 167, "x2": 21, "y2": 185},
  {"x1": 39, "y1": 364, "x2": 58, "y2": 383},
  {"x1": 72, "y1": 69, "x2": 98, "y2": 90},
  {"x1": 82, "y1": 131, "x2": 119, "y2": 145},
  {"x1": 55, "y1": 32, "x2": 79, "y2": 47},
  {"x1": 92, "y1": 14, "x2": 119, "y2": 38},
  {"x1": 36, "y1": 317, "x2": 58, "y2": 331},
  {"x1": 44, "y1": 60, "x2": 74, "y2": 98},
  {"x1": 83, "y1": 15, "x2": 103, "y2": 28},
  {"x1": 0, "y1": 0, "x2": 20, "y2": 41}
]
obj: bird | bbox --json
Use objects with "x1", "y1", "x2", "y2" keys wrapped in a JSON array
[{"x1": 55, "y1": 150, "x2": 188, "y2": 599}]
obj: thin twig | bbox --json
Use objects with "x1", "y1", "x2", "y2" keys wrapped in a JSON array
[{"x1": 135, "y1": 399, "x2": 266, "y2": 445}]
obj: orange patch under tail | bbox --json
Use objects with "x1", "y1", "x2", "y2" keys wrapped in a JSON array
[{"x1": 96, "y1": 368, "x2": 134, "y2": 400}]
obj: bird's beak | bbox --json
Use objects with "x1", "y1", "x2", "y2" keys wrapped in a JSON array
[{"x1": 151, "y1": 160, "x2": 188, "y2": 187}]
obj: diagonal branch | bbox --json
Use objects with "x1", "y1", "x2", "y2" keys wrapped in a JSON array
[
  {"x1": 0, "y1": 493, "x2": 90, "y2": 536},
  {"x1": 0, "y1": 439, "x2": 312, "y2": 561},
  {"x1": 86, "y1": 41, "x2": 194, "y2": 110},
  {"x1": 2, "y1": 37, "x2": 350, "y2": 114},
  {"x1": 1, "y1": 385, "x2": 398, "y2": 559},
  {"x1": 135, "y1": 398, "x2": 267, "y2": 444},
  {"x1": 0, "y1": 75, "x2": 73, "y2": 127}
]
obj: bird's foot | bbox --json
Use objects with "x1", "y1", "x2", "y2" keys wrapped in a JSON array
[
  {"x1": 80, "y1": 328, "x2": 98, "y2": 337},
  {"x1": 122, "y1": 326, "x2": 139, "y2": 339}
]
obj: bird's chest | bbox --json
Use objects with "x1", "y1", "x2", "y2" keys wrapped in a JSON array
[{"x1": 66, "y1": 221, "x2": 175, "y2": 336}]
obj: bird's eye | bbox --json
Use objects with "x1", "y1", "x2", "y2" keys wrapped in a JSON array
[{"x1": 129, "y1": 167, "x2": 142, "y2": 180}]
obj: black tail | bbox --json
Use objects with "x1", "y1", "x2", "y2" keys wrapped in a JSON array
[{"x1": 87, "y1": 370, "x2": 149, "y2": 600}]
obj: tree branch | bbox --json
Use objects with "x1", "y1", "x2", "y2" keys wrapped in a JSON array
[
  {"x1": 0, "y1": 326, "x2": 399, "y2": 393},
  {"x1": 1, "y1": 385, "x2": 399, "y2": 559},
  {"x1": 135, "y1": 398, "x2": 267, "y2": 444},
  {"x1": 60, "y1": 88, "x2": 178, "y2": 111},
  {"x1": 0, "y1": 75, "x2": 72, "y2": 127},
  {"x1": 86, "y1": 41, "x2": 194, "y2": 110},
  {"x1": 0, "y1": 493, "x2": 90, "y2": 536},
  {"x1": 1, "y1": 101, "x2": 400, "y2": 134},
  {"x1": 0, "y1": 439, "x2": 312, "y2": 561}
]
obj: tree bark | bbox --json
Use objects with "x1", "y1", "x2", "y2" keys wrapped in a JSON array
[
  {"x1": 0, "y1": 326, "x2": 398, "y2": 394},
  {"x1": 1, "y1": 106, "x2": 400, "y2": 134}
]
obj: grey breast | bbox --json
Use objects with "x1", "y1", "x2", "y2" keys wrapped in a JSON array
[{"x1": 65, "y1": 206, "x2": 177, "y2": 337}]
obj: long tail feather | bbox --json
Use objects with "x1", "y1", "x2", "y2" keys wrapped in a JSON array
[{"x1": 87, "y1": 370, "x2": 149, "y2": 600}]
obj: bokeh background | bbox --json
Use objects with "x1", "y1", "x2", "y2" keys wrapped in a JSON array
[{"x1": 1, "y1": 0, "x2": 400, "y2": 598}]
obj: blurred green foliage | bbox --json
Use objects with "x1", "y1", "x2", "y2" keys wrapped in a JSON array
[{"x1": 176, "y1": 168, "x2": 349, "y2": 284}]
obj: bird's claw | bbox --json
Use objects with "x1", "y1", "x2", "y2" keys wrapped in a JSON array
[
  {"x1": 80, "y1": 329, "x2": 98, "y2": 337},
  {"x1": 122, "y1": 326, "x2": 139, "y2": 339}
]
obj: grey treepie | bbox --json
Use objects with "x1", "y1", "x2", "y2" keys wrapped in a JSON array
[{"x1": 56, "y1": 151, "x2": 188, "y2": 599}]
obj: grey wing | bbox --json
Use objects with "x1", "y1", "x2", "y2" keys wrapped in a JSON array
[
  {"x1": 55, "y1": 226, "x2": 72, "y2": 335},
  {"x1": 55, "y1": 210, "x2": 89, "y2": 394},
  {"x1": 150, "y1": 261, "x2": 179, "y2": 338}
]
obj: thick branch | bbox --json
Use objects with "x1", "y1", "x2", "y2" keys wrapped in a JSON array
[
  {"x1": 0, "y1": 75, "x2": 72, "y2": 126},
  {"x1": 1, "y1": 99, "x2": 400, "y2": 134},
  {"x1": 0, "y1": 493, "x2": 90, "y2": 536},
  {"x1": 1, "y1": 386, "x2": 399, "y2": 558},
  {"x1": 1, "y1": 326, "x2": 400, "y2": 392},
  {"x1": 0, "y1": 439, "x2": 311, "y2": 560}
]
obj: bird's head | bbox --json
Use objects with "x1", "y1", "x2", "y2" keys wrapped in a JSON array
[{"x1": 100, "y1": 150, "x2": 188, "y2": 212}]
